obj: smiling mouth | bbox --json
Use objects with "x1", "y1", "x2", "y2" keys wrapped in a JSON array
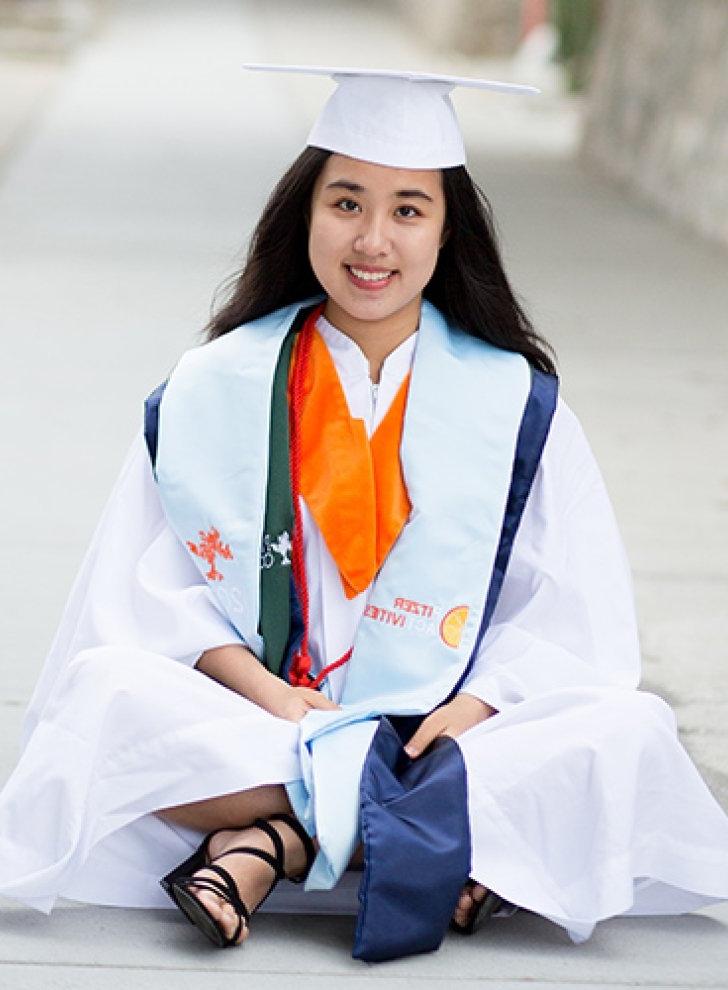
[{"x1": 344, "y1": 264, "x2": 398, "y2": 287}]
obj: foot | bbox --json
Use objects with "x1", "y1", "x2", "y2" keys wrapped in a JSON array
[
  {"x1": 452, "y1": 880, "x2": 489, "y2": 929},
  {"x1": 185, "y1": 820, "x2": 311, "y2": 945}
]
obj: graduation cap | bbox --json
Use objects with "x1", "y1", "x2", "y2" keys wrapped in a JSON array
[{"x1": 242, "y1": 63, "x2": 540, "y2": 169}]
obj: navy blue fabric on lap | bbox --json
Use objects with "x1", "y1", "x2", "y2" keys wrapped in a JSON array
[{"x1": 353, "y1": 718, "x2": 470, "y2": 962}]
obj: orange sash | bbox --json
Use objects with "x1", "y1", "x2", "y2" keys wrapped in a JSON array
[{"x1": 292, "y1": 327, "x2": 412, "y2": 599}]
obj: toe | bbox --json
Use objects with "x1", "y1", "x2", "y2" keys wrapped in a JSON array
[
  {"x1": 193, "y1": 888, "x2": 241, "y2": 943},
  {"x1": 453, "y1": 888, "x2": 472, "y2": 925},
  {"x1": 222, "y1": 902, "x2": 249, "y2": 944},
  {"x1": 470, "y1": 882, "x2": 489, "y2": 904},
  {"x1": 457, "y1": 890, "x2": 473, "y2": 911},
  {"x1": 452, "y1": 880, "x2": 491, "y2": 927}
]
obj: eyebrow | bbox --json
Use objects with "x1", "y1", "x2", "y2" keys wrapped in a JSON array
[{"x1": 324, "y1": 179, "x2": 435, "y2": 204}]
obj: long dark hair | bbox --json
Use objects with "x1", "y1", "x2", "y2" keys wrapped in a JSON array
[{"x1": 203, "y1": 146, "x2": 556, "y2": 375}]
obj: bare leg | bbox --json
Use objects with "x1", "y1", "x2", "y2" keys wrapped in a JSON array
[
  {"x1": 156, "y1": 784, "x2": 365, "y2": 866},
  {"x1": 156, "y1": 783, "x2": 292, "y2": 833}
]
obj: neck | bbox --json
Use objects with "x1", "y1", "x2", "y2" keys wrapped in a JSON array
[{"x1": 322, "y1": 296, "x2": 421, "y2": 384}]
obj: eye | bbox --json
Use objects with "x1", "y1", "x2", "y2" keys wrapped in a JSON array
[
  {"x1": 396, "y1": 205, "x2": 422, "y2": 219},
  {"x1": 335, "y1": 198, "x2": 360, "y2": 213}
]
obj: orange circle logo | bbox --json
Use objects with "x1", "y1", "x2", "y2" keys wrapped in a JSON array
[{"x1": 439, "y1": 605, "x2": 469, "y2": 648}]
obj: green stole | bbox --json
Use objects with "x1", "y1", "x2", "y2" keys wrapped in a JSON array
[{"x1": 258, "y1": 330, "x2": 296, "y2": 675}]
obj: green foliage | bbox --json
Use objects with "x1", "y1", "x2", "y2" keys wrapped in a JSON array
[{"x1": 549, "y1": 0, "x2": 602, "y2": 93}]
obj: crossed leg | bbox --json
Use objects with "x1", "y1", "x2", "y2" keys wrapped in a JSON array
[
  {"x1": 157, "y1": 784, "x2": 307, "y2": 945},
  {"x1": 156, "y1": 783, "x2": 486, "y2": 944}
]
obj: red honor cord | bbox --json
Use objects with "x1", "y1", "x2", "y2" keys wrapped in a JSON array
[{"x1": 286, "y1": 314, "x2": 354, "y2": 689}]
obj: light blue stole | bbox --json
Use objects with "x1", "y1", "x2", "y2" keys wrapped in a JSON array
[{"x1": 153, "y1": 294, "x2": 532, "y2": 889}]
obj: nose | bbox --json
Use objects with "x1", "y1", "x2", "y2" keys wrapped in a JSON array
[{"x1": 353, "y1": 212, "x2": 392, "y2": 257}]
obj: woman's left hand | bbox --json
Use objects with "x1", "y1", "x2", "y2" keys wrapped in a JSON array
[{"x1": 403, "y1": 693, "x2": 497, "y2": 759}]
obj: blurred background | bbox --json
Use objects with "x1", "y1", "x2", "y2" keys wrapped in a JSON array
[{"x1": 1, "y1": 0, "x2": 727, "y2": 810}]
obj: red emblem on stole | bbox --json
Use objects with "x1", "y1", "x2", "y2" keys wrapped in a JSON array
[{"x1": 186, "y1": 526, "x2": 233, "y2": 581}]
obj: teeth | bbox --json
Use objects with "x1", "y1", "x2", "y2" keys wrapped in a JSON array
[{"x1": 349, "y1": 267, "x2": 393, "y2": 282}]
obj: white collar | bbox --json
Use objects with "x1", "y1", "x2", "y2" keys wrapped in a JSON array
[{"x1": 315, "y1": 312, "x2": 417, "y2": 385}]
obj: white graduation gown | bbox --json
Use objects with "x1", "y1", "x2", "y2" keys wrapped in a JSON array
[{"x1": 1, "y1": 315, "x2": 728, "y2": 945}]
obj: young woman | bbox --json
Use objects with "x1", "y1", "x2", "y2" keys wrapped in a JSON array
[{"x1": 1, "y1": 67, "x2": 727, "y2": 962}]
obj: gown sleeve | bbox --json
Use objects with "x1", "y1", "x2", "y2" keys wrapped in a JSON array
[
  {"x1": 21, "y1": 429, "x2": 246, "y2": 748},
  {"x1": 459, "y1": 398, "x2": 642, "y2": 712}
]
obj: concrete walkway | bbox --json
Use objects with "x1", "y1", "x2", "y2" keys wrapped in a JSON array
[{"x1": 1, "y1": 1, "x2": 727, "y2": 987}]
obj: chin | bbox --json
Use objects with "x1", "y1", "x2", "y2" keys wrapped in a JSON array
[
  {"x1": 349, "y1": 301, "x2": 404, "y2": 325},
  {"x1": 335, "y1": 285, "x2": 413, "y2": 321}
]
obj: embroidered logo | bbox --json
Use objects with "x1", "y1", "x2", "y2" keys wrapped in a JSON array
[
  {"x1": 364, "y1": 597, "x2": 436, "y2": 637},
  {"x1": 186, "y1": 526, "x2": 233, "y2": 581},
  {"x1": 393, "y1": 597, "x2": 434, "y2": 618},
  {"x1": 363, "y1": 597, "x2": 470, "y2": 648},
  {"x1": 261, "y1": 530, "x2": 292, "y2": 570},
  {"x1": 364, "y1": 604, "x2": 407, "y2": 628},
  {"x1": 439, "y1": 605, "x2": 469, "y2": 648}
]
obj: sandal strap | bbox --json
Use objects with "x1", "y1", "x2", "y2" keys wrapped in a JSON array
[
  {"x1": 199, "y1": 826, "x2": 232, "y2": 864},
  {"x1": 168, "y1": 814, "x2": 316, "y2": 949},
  {"x1": 213, "y1": 844, "x2": 281, "y2": 878},
  {"x1": 184, "y1": 863, "x2": 252, "y2": 923},
  {"x1": 205, "y1": 863, "x2": 251, "y2": 921},
  {"x1": 179, "y1": 872, "x2": 241, "y2": 911},
  {"x1": 174, "y1": 873, "x2": 247, "y2": 948},
  {"x1": 174, "y1": 871, "x2": 249, "y2": 948},
  {"x1": 266, "y1": 812, "x2": 317, "y2": 881},
  {"x1": 167, "y1": 831, "x2": 294, "y2": 950},
  {"x1": 250, "y1": 818, "x2": 287, "y2": 877},
  {"x1": 200, "y1": 870, "x2": 246, "y2": 948}
]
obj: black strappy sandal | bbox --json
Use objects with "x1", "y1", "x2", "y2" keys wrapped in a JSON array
[
  {"x1": 449, "y1": 880, "x2": 505, "y2": 935},
  {"x1": 160, "y1": 812, "x2": 316, "y2": 948}
]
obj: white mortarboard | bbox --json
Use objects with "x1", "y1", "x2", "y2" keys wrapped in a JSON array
[{"x1": 242, "y1": 64, "x2": 539, "y2": 169}]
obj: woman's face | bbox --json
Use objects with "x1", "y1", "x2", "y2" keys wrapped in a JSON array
[{"x1": 308, "y1": 153, "x2": 447, "y2": 327}]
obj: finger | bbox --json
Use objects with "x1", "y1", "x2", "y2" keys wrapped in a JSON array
[
  {"x1": 403, "y1": 716, "x2": 445, "y2": 759},
  {"x1": 303, "y1": 691, "x2": 341, "y2": 710},
  {"x1": 292, "y1": 686, "x2": 336, "y2": 706},
  {"x1": 288, "y1": 701, "x2": 311, "y2": 722},
  {"x1": 438, "y1": 716, "x2": 472, "y2": 739}
]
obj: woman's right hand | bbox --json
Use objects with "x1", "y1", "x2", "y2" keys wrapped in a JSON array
[
  {"x1": 266, "y1": 683, "x2": 342, "y2": 723},
  {"x1": 195, "y1": 643, "x2": 341, "y2": 723}
]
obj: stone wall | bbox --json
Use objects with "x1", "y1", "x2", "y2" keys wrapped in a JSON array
[{"x1": 580, "y1": 0, "x2": 728, "y2": 250}]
